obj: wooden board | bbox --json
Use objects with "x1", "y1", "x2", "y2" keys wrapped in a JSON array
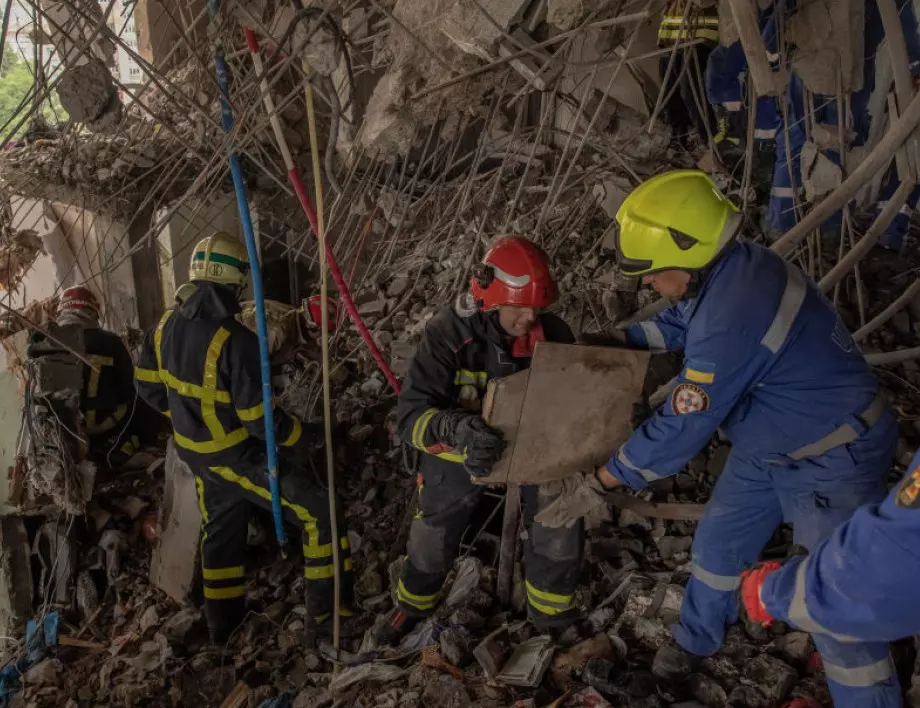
[{"x1": 477, "y1": 342, "x2": 648, "y2": 486}]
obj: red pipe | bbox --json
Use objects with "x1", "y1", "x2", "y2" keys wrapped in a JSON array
[{"x1": 243, "y1": 27, "x2": 401, "y2": 394}]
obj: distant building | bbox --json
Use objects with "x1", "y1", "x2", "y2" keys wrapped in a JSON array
[{"x1": 1, "y1": 0, "x2": 143, "y2": 89}]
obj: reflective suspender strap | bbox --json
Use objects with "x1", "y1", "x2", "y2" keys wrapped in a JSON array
[
  {"x1": 787, "y1": 391, "x2": 888, "y2": 461},
  {"x1": 761, "y1": 262, "x2": 807, "y2": 354}
]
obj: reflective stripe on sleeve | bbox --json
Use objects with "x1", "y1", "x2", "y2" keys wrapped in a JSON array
[
  {"x1": 280, "y1": 417, "x2": 302, "y2": 447},
  {"x1": 617, "y1": 449, "x2": 663, "y2": 482},
  {"x1": 203, "y1": 566, "x2": 245, "y2": 581},
  {"x1": 204, "y1": 585, "x2": 245, "y2": 600},
  {"x1": 236, "y1": 402, "x2": 264, "y2": 421},
  {"x1": 786, "y1": 559, "x2": 859, "y2": 641},
  {"x1": 638, "y1": 321, "x2": 667, "y2": 352},
  {"x1": 411, "y1": 408, "x2": 438, "y2": 451},
  {"x1": 761, "y1": 262, "x2": 807, "y2": 354}
]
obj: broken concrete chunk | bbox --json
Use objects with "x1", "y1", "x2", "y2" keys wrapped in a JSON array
[
  {"x1": 24, "y1": 658, "x2": 63, "y2": 687},
  {"x1": 744, "y1": 653, "x2": 798, "y2": 703},
  {"x1": 550, "y1": 633, "x2": 615, "y2": 690},
  {"x1": 56, "y1": 60, "x2": 120, "y2": 125},
  {"x1": 801, "y1": 142, "x2": 843, "y2": 202},
  {"x1": 772, "y1": 631, "x2": 814, "y2": 665},
  {"x1": 438, "y1": 0, "x2": 530, "y2": 61},
  {"x1": 421, "y1": 674, "x2": 472, "y2": 708}
]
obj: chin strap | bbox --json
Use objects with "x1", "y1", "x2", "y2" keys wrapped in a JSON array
[{"x1": 511, "y1": 321, "x2": 546, "y2": 357}]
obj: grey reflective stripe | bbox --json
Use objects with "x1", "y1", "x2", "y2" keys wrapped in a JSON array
[
  {"x1": 787, "y1": 560, "x2": 859, "y2": 642},
  {"x1": 770, "y1": 186, "x2": 800, "y2": 198},
  {"x1": 754, "y1": 128, "x2": 777, "y2": 139},
  {"x1": 691, "y1": 563, "x2": 740, "y2": 592},
  {"x1": 639, "y1": 321, "x2": 667, "y2": 352},
  {"x1": 761, "y1": 262, "x2": 807, "y2": 354},
  {"x1": 617, "y1": 449, "x2": 663, "y2": 482},
  {"x1": 787, "y1": 391, "x2": 887, "y2": 460},
  {"x1": 823, "y1": 656, "x2": 894, "y2": 687}
]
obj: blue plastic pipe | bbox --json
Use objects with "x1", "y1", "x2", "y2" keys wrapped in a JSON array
[{"x1": 208, "y1": 0, "x2": 286, "y2": 544}]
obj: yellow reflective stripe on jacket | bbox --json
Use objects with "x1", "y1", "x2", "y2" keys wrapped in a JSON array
[
  {"x1": 303, "y1": 537, "x2": 350, "y2": 559},
  {"x1": 658, "y1": 27, "x2": 719, "y2": 41},
  {"x1": 203, "y1": 565, "x2": 245, "y2": 581},
  {"x1": 201, "y1": 328, "x2": 231, "y2": 439},
  {"x1": 236, "y1": 402, "x2": 264, "y2": 422},
  {"x1": 411, "y1": 407, "x2": 438, "y2": 450},
  {"x1": 174, "y1": 427, "x2": 249, "y2": 455},
  {"x1": 160, "y1": 371, "x2": 232, "y2": 403},
  {"x1": 280, "y1": 417, "x2": 302, "y2": 447},
  {"x1": 134, "y1": 367, "x2": 161, "y2": 383},
  {"x1": 397, "y1": 578, "x2": 438, "y2": 611},
  {"x1": 304, "y1": 558, "x2": 353, "y2": 580},
  {"x1": 453, "y1": 369, "x2": 488, "y2": 388},
  {"x1": 209, "y1": 465, "x2": 319, "y2": 546},
  {"x1": 204, "y1": 585, "x2": 245, "y2": 600},
  {"x1": 153, "y1": 310, "x2": 172, "y2": 371},
  {"x1": 84, "y1": 404, "x2": 128, "y2": 435},
  {"x1": 86, "y1": 355, "x2": 114, "y2": 398},
  {"x1": 436, "y1": 450, "x2": 467, "y2": 463}
]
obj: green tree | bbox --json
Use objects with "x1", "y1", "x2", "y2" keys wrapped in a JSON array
[{"x1": 0, "y1": 50, "x2": 68, "y2": 138}]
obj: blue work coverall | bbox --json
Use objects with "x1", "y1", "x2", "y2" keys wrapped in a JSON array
[
  {"x1": 767, "y1": 0, "x2": 920, "y2": 247},
  {"x1": 762, "y1": 447, "x2": 920, "y2": 644},
  {"x1": 612, "y1": 240, "x2": 901, "y2": 708}
]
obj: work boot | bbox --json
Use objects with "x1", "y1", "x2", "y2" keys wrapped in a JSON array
[
  {"x1": 205, "y1": 598, "x2": 246, "y2": 646},
  {"x1": 369, "y1": 608, "x2": 422, "y2": 647},
  {"x1": 652, "y1": 640, "x2": 701, "y2": 682},
  {"x1": 314, "y1": 607, "x2": 368, "y2": 639}
]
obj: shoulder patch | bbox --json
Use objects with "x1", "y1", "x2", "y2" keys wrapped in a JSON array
[
  {"x1": 684, "y1": 358, "x2": 716, "y2": 384},
  {"x1": 671, "y1": 383, "x2": 710, "y2": 416},
  {"x1": 896, "y1": 466, "x2": 920, "y2": 509}
]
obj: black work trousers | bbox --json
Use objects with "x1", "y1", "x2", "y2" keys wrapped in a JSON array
[
  {"x1": 659, "y1": 45, "x2": 715, "y2": 144},
  {"x1": 192, "y1": 450, "x2": 354, "y2": 640},
  {"x1": 398, "y1": 456, "x2": 585, "y2": 631}
]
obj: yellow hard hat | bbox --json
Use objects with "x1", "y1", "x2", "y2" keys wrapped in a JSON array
[
  {"x1": 188, "y1": 231, "x2": 250, "y2": 287},
  {"x1": 615, "y1": 170, "x2": 741, "y2": 276}
]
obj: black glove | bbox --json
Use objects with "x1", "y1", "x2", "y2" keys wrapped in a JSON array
[{"x1": 432, "y1": 410, "x2": 505, "y2": 477}]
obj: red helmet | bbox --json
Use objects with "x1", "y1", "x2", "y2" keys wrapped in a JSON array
[
  {"x1": 470, "y1": 236, "x2": 558, "y2": 311},
  {"x1": 58, "y1": 286, "x2": 99, "y2": 316}
]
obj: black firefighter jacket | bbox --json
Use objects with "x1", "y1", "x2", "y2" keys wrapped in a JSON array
[
  {"x1": 134, "y1": 281, "x2": 303, "y2": 468},
  {"x1": 396, "y1": 305, "x2": 574, "y2": 473}
]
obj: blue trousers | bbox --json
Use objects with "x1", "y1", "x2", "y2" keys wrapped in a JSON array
[{"x1": 674, "y1": 416, "x2": 902, "y2": 707}]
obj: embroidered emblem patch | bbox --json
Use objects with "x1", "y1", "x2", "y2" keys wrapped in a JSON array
[
  {"x1": 671, "y1": 383, "x2": 710, "y2": 415},
  {"x1": 896, "y1": 466, "x2": 920, "y2": 509}
]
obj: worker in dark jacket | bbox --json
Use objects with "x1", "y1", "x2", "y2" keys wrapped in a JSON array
[
  {"x1": 135, "y1": 231, "x2": 354, "y2": 644},
  {"x1": 738, "y1": 446, "x2": 920, "y2": 645},
  {"x1": 373, "y1": 236, "x2": 585, "y2": 645},
  {"x1": 55, "y1": 286, "x2": 139, "y2": 464},
  {"x1": 538, "y1": 172, "x2": 900, "y2": 708},
  {"x1": 656, "y1": 0, "x2": 720, "y2": 144}
]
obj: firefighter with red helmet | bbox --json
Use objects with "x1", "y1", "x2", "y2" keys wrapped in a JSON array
[
  {"x1": 54, "y1": 286, "x2": 140, "y2": 463},
  {"x1": 372, "y1": 236, "x2": 585, "y2": 644}
]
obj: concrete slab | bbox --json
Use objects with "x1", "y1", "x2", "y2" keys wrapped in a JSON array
[
  {"x1": 478, "y1": 343, "x2": 648, "y2": 485},
  {"x1": 150, "y1": 438, "x2": 201, "y2": 603}
]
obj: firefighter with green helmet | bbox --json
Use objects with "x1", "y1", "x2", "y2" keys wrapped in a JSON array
[{"x1": 135, "y1": 231, "x2": 356, "y2": 643}]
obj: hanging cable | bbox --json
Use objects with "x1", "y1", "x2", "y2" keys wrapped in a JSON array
[{"x1": 207, "y1": 0, "x2": 286, "y2": 545}]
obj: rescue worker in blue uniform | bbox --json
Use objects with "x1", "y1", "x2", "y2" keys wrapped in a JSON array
[
  {"x1": 135, "y1": 231, "x2": 356, "y2": 644},
  {"x1": 372, "y1": 236, "x2": 587, "y2": 645},
  {"x1": 538, "y1": 171, "x2": 902, "y2": 708},
  {"x1": 739, "y1": 447, "x2": 920, "y2": 644},
  {"x1": 767, "y1": 0, "x2": 920, "y2": 247},
  {"x1": 704, "y1": 9, "x2": 779, "y2": 187}
]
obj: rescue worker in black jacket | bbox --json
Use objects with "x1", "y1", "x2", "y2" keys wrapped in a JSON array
[
  {"x1": 373, "y1": 236, "x2": 586, "y2": 644},
  {"x1": 53, "y1": 286, "x2": 139, "y2": 464},
  {"x1": 134, "y1": 231, "x2": 355, "y2": 643}
]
